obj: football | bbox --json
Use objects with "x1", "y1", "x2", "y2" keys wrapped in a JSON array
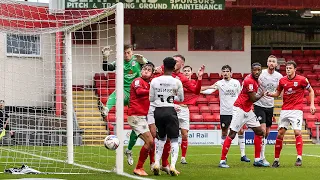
[{"x1": 104, "y1": 135, "x2": 120, "y2": 150}]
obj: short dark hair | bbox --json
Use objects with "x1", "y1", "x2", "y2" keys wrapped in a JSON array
[
  {"x1": 183, "y1": 65, "x2": 192, "y2": 71},
  {"x1": 286, "y1": 60, "x2": 297, "y2": 68},
  {"x1": 142, "y1": 61, "x2": 155, "y2": 72},
  {"x1": 251, "y1": 62, "x2": 262, "y2": 69},
  {"x1": 221, "y1": 65, "x2": 232, "y2": 72},
  {"x1": 0, "y1": 100, "x2": 4, "y2": 103},
  {"x1": 124, "y1": 44, "x2": 133, "y2": 50},
  {"x1": 173, "y1": 54, "x2": 185, "y2": 62},
  {"x1": 163, "y1": 57, "x2": 176, "y2": 71}
]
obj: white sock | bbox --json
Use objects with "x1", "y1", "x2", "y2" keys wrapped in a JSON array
[
  {"x1": 255, "y1": 158, "x2": 261, "y2": 162},
  {"x1": 170, "y1": 138, "x2": 179, "y2": 169},
  {"x1": 238, "y1": 135, "x2": 245, "y2": 157},
  {"x1": 297, "y1": 155, "x2": 302, "y2": 160},
  {"x1": 155, "y1": 139, "x2": 166, "y2": 165},
  {"x1": 261, "y1": 138, "x2": 267, "y2": 159}
]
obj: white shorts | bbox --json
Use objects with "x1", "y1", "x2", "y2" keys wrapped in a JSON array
[
  {"x1": 229, "y1": 106, "x2": 260, "y2": 132},
  {"x1": 278, "y1": 110, "x2": 303, "y2": 130},
  {"x1": 147, "y1": 105, "x2": 155, "y2": 125},
  {"x1": 177, "y1": 105, "x2": 190, "y2": 131},
  {"x1": 127, "y1": 116, "x2": 150, "y2": 136}
]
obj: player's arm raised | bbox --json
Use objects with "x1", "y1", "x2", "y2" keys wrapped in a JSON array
[
  {"x1": 133, "y1": 54, "x2": 148, "y2": 65},
  {"x1": 201, "y1": 82, "x2": 218, "y2": 94},
  {"x1": 134, "y1": 79, "x2": 149, "y2": 96},
  {"x1": 101, "y1": 46, "x2": 116, "y2": 71}
]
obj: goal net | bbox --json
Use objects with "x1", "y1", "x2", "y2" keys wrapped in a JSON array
[{"x1": 0, "y1": 0, "x2": 124, "y2": 174}]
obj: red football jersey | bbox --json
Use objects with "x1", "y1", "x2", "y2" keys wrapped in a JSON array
[
  {"x1": 277, "y1": 75, "x2": 310, "y2": 110},
  {"x1": 234, "y1": 74, "x2": 259, "y2": 112},
  {"x1": 128, "y1": 77, "x2": 150, "y2": 116},
  {"x1": 182, "y1": 79, "x2": 199, "y2": 105}
]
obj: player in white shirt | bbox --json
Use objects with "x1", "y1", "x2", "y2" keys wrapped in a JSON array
[
  {"x1": 149, "y1": 57, "x2": 184, "y2": 176},
  {"x1": 254, "y1": 55, "x2": 282, "y2": 166},
  {"x1": 201, "y1": 65, "x2": 250, "y2": 162}
]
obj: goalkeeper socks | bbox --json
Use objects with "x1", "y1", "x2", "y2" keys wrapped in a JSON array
[
  {"x1": 238, "y1": 135, "x2": 245, "y2": 157},
  {"x1": 162, "y1": 139, "x2": 171, "y2": 167},
  {"x1": 254, "y1": 135, "x2": 262, "y2": 160},
  {"x1": 295, "y1": 135, "x2": 303, "y2": 158},
  {"x1": 261, "y1": 136, "x2": 267, "y2": 159},
  {"x1": 274, "y1": 137, "x2": 283, "y2": 160},
  {"x1": 181, "y1": 139, "x2": 188, "y2": 158},
  {"x1": 155, "y1": 139, "x2": 166, "y2": 165},
  {"x1": 149, "y1": 139, "x2": 155, "y2": 164},
  {"x1": 170, "y1": 138, "x2": 179, "y2": 169},
  {"x1": 221, "y1": 136, "x2": 232, "y2": 161},
  {"x1": 127, "y1": 131, "x2": 138, "y2": 151},
  {"x1": 136, "y1": 145, "x2": 149, "y2": 169}
]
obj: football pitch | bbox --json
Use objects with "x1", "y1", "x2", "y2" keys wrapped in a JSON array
[{"x1": 1, "y1": 145, "x2": 320, "y2": 180}]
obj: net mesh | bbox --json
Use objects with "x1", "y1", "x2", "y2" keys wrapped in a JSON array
[{"x1": 0, "y1": 0, "x2": 121, "y2": 174}]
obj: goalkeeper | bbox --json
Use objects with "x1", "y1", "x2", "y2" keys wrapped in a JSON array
[
  {"x1": 101, "y1": 44, "x2": 149, "y2": 165},
  {"x1": 0, "y1": 100, "x2": 15, "y2": 141}
]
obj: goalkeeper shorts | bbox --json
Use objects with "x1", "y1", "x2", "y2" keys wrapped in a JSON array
[{"x1": 0, "y1": 129, "x2": 6, "y2": 140}]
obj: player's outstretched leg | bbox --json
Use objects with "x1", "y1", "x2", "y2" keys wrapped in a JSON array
[
  {"x1": 125, "y1": 131, "x2": 138, "y2": 166},
  {"x1": 238, "y1": 128, "x2": 250, "y2": 162},
  {"x1": 219, "y1": 130, "x2": 238, "y2": 168},
  {"x1": 272, "y1": 127, "x2": 286, "y2": 168},
  {"x1": 133, "y1": 131, "x2": 153, "y2": 176},
  {"x1": 251, "y1": 127, "x2": 269, "y2": 167}
]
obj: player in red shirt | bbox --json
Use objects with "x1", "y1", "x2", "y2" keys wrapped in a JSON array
[
  {"x1": 127, "y1": 63, "x2": 155, "y2": 176},
  {"x1": 266, "y1": 61, "x2": 316, "y2": 167},
  {"x1": 219, "y1": 63, "x2": 267, "y2": 168}
]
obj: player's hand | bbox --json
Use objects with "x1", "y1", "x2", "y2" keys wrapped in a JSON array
[
  {"x1": 197, "y1": 65, "x2": 205, "y2": 79},
  {"x1": 310, "y1": 105, "x2": 316, "y2": 115},
  {"x1": 133, "y1": 54, "x2": 145, "y2": 64},
  {"x1": 174, "y1": 105, "x2": 181, "y2": 113},
  {"x1": 265, "y1": 91, "x2": 272, "y2": 97},
  {"x1": 102, "y1": 46, "x2": 112, "y2": 59},
  {"x1": 154, "y1": 66, "x2": 163, "y2": 74}
]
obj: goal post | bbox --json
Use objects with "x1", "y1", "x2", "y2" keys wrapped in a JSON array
[{"x1": 0, "y1": 0, "x2": 124, "y2": 174}]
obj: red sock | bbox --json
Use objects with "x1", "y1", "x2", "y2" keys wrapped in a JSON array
[
  {"x1": 149, "y1": 139, "x2": 155, "y2": 164},
  {"x1": 136, "y1": 145, "x2": 149, "y2": 169},
  {"x1": 295, "y1": 135, "x2": 303, "y2": 157},
  {"x1": 221, "y1": 136, "x2": 232, "y2": 160},
  {"x1": 275, "y1": 137, "x2": 283, "y2": 159},
  {"x1": 181, "y1": 139, "x2": 188, "y2": 158},
  {"x1": 162, "y1": 139, "x2": 171, "y2": 167},
  {"x1": 254, "y1": 135, "x2": 262, "y2": 159}
]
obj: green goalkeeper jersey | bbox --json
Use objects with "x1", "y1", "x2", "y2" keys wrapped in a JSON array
[{"x1": 109, "y1": 55, "x2": 147, "y2": 88}]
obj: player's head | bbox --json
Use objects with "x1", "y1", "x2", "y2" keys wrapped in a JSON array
[
  {"x1": 0, "y1": 100, "x2": 4, "y2": 109},
  {"x1": 267, "y1": 55, "x2": 278, "y2": 71},
  {"x1": 163, "y1": 57, "x2": 176, "y2": 74},
  {"x1": 286, "y1": 60, "x2": 297, "y2": 77},
  {"x1": 173, "y1": 54, "x2": 185, "y2": 72},
  {"x1": 141, "y1": 62, "x2": 154, "y2": 80},
  {"x1": 183, "y1": 65, "x2": 192, "y2": 80},
  {"x1": 124, "y1": 44, "x2": 133, "y2": 61},
  {"x1": 251, "y1": 62, "x2": 262, "y2": 79},
  {"x1": 221, "y1": 65, "x2": 232, "y2": 80}
]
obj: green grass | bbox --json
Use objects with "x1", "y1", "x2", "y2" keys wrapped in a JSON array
[{"x1": 1, "y1": 145, "x2": 320, "y2": 179}]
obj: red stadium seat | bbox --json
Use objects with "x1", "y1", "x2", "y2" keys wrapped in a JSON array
[
  {"x1": 315, "y1": 89, "x2": 320, "y2": 96},
  {"x1": 313, "y1": 65, "x2": 320, "y2": 72},
  {"x1": 210, "y1": 106, "x2": 220, "y2": 114},
  {"x1": 270, "y1": 124, "x2": 278, "y2": 130},
  {"x1": 216, "y1": 124, "x2": 221, "y2": 130},
  {"x1": 106, "y1": 114, "x2": 116, "y2": 122},
  {"x1": 313, "y1": 82, "x2": 320, "y2": 87},
  {"x1": 208, "y1": 97, "x2": 219, "y2": 104},
  {"x1": 108, "y1": 79, "x2": 116, "y2": 87},
  {"x1": 124, "y1": 125, "x2": 131, "y2": 130},
  {"x1": 195, "y1": 124, "x2": 207, "y2": 130},
  {"x1": 200, "y1": 106, "x2": 211, "y2": 114},
  {"x1": 207, "y1": 124, "x2": 215, "y2": 130},
  {"x1": 279, "y1": 65, "x2": 286, "y2": 71},
  {"x1": 301, "y1": 65, "x2": 313, "y2": 72},
  {"x1": 306, "y1": 74, "x2": 318, "y2": 80},
  {"x1": 243, "y1": 73, "x2": 250, "y2": 79},
  {"x1": 304, "y1": 50, "x2": 314, "y2": 57},
  {"x1": 196, "y1": 97, "x2": 208, "y2": 105},
  {"x1": 305, "y1": 114, "x2": 317, "y2": 122},
  {"x1": 296, "y1": 58, "x2": 308, "y2": 65},
  {"x1": 213, "y1": 114, "x2": 220, "y2": 121},
  {"x1": 302, "y1": 106, "x2": 310, "y2": 113},
  {"x1": 94, "y1": 73, "x2": 106, "y2": 80},
  {"x1": 190, "y1": 125, "x2": 196, "y2": 130},
  {"x1": 100, "y1": 96, "x2": 108, "y2": 105},
  {"x1": 315, "y1": 50, "x2": 320, "y2": 56},
  {"x1": 202, "y1": 79, "x2": 212, "y2": 86},
  {"x1": 203, "y1": 114, "x2": 215, "y2": 122},
  {"x1": 202, "y1": 73, "x2": 209, "y2": 79},
  {"x1": 292, "y1": 50, "x2": 303, "y2": 57},
  {"x1": 232, "y1": 73, "x2": 242, "y2": 79},
  {"x1": 209, "y1": 73, "x2": 220, "y2": 79},
  {"x1": 190, "y1": 114, "x2": 203, "y2": 122},
  {"x1": 271, "y1": 50, "x2": 282, "y2": 56},
  {"x1": 308, "y1": 58, "x2": 319, "y2": 65},
  {"x1": 189, "y1": 106, "x2": 200, "y2": 114},
  {"x1": 95, "y1": 80, "x2": 107, "y2": 88},
  {"x1": 106, "y1": 73, "x2": 116, "y2": 79}
]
